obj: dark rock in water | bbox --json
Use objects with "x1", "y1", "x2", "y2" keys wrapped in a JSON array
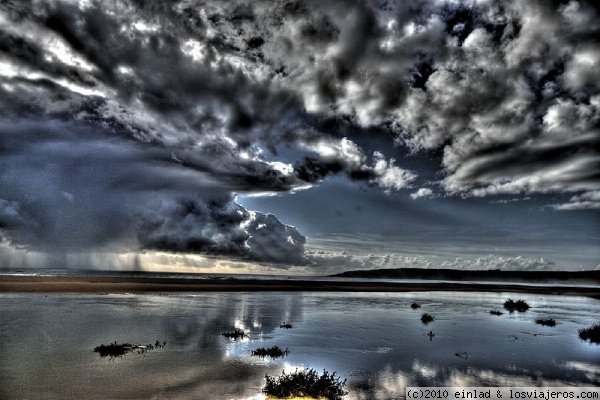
[{"x1": 411, "y1": 302, "x2": 421, "y2": 309}]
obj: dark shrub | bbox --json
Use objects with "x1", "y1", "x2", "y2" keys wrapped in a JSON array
[
  {"x1": 222, "y1": 329, "x2": 248, "y2": 340},
  {"x1": 93, "y1": 340, "x2": 165, "y2": 359},
  {"x1": 93, "y1": 342, "x2": 131, "y2": 358},
  {"x1": 504, "y1": 299, "x2": 530, "y2": 312},
  {"x1": 535, "y1": 318, "x2": 556, "y2": 327},
  {"x1": 251, "y1": 346, "x2": 289, "y2": 359},
  {"x1": 579, "y1": 323, "x2": 600, "y2": 344},
  {"x1": 421, "y1": 313, "x2": 434, "y2": 324}
]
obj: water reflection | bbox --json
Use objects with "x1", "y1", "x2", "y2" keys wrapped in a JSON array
[
  {"x1": 351, "y1": 360, "x2": 600, "y2": 400},
  {"x1": 561, "y1": 361, "x2": 600, "y2": 383},
  {"x1": 0, "y1": 291, "x2": 598, "y2": 399}
]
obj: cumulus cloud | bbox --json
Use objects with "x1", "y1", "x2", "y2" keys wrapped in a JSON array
[
  {"x1": 296, "y1": 138, "x2": 416, "y2": 190},
  {"x1": 411, "y1": 188, "x2": 434, "y2": 199},
  {"x1": 243, "y1": 211, "x2": 309, "y2": 265},
  {"x1": 549, "y1": 191, "x2": 600, "y2": 210},
  {"x1": 186, "y1": 0, "x2": 598, "y2": 206},
  {"x1": 0, "y1": 0, "x2": 598, "y2": 267},
  {"x1": 307, "y1": 250, "x2": 559, "y2": 273},
  {"x1": 0, "y1": 0, "x2": 422, "y2": 266}
]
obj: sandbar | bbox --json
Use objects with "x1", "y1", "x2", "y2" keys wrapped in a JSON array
[{"x1": 1, "y1": 275, "x2": 598, "y2": 296}]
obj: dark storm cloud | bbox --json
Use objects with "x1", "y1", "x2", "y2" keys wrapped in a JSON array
[
  {"x1": 136, "y1": 193, "x2": 309, "y2": 265},
  {"x1": 0, "y1": 0, "x2": 598, "y2": 266},
  {"x1": 137, "y1": 196, "x2": 242, "y2": 257},
  {"x1": 0, "y1": 120, "x2": 307, "y2": 265},
  {"x1": 0, "y1": 198, "x2": 30, "y2": 230}
]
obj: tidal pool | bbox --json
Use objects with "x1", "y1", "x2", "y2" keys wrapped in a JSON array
[{"x1": 0, "y1": 291, "x2": 598, "y2": 399}]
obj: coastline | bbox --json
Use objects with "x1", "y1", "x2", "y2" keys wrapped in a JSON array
[{"x1": 1, "y1": 275, "x2": 599, "y2": 296}]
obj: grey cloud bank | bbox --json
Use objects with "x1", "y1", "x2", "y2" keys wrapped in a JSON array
[{"x1": 0, "y1": 0, "x2": 598, "y2": 271}]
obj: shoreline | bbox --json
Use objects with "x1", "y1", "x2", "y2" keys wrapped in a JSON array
[{"x1": 1, "y1": 275, "x2": 599, "y2": 297}]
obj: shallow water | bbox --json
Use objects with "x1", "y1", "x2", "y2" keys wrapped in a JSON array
[{"x1": 0, "y1": 291, "x2": 598, "y2": 399}]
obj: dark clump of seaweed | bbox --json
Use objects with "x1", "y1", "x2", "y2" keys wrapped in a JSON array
[
  {"x1": 490, "y1": 310, "x2": 504, "y2": 316},
  {"x1": 263, "y1": 368, "x2": 348, "y2": 400},
  {"x1": 280, "y1": 323, "x2": 293, "y2": 329},
  {"x1": 94, "y1": 342, "x2": 131, "y2": 358},
  {"x1": 503, "y1": 299, "x2": 530, "y2": 312},
  {"x1": 222, "y1": 329, "x2": 248, "y2": 340},
  {"x1": 421, "y1": 313, "x2": 434, "y2": 325},
  {"x1": 578, "y1": 323, "x2": 600, "y2": 344},
  {"x1": 535, "y1": 318, "x2": 556, "y2": 327},
  {"x1": 251, "y1": 346, "x2": 289, "y2": 359},
  {"x1": 410, "y1": 302, "x2": 421, "y2": 309}
]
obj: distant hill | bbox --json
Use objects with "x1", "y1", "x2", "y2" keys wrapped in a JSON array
[{"x1": 332, "y1": 268, "x2": 600, "y2": 282}]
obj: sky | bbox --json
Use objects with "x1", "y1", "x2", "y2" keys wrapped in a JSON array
[{"x1": 0, "y1": 0, "x2": 598, "y2": 274}]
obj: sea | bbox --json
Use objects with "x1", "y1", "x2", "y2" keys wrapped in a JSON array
[{"x1": 0, "y1": 269, "x2": 599, "y2": 399}]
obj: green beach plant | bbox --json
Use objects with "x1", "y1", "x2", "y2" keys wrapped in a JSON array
[{"x1": 263, "y1": 368, "x2": 348, "y2": 399}]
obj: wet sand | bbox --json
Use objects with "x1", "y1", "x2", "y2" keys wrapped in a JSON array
[{"x1": 1, "y1": 275, "x2": 598, "y2": 296}]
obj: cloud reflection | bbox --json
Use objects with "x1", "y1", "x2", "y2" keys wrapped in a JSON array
[{"x1": 349, "y1": 359, "x2": 600, "y2": 400}]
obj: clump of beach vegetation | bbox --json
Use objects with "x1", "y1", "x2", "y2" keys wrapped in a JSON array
[
  {"x1": 263, "y1": 368, "x2": 348, "y2": 399},
  {"x1": 489, "y1": 310, "x2": 503, "y2": 316},
  {"x1": 578, "y1": 323, "x2": 600, "y2": 344},
  {"x1": 93, "y1": 340, "x2": 165, "y2": 359},
  {"x1": 94, "y1": 342, "x2": 130, "y2": 358},
  {"x1": 251, "y1": 346, "x2": 289, "y2": 359},
  {"x1": 421, "y1": 313, "x2": 434, "y2": 324},
  {"x1": 535, "y1": 318, "x2": 556, "y2": 327},
  {"x1": 503, "y1": 299, "x2": 530, "y2": 312},
  {"x1": 221, "y1": 329, "x2": 248, "y2": 340}
]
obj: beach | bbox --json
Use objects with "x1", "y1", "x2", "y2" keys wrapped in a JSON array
[
  {"x1": 1, "y1": 274, "x2": 599, "y2": 297},
  {"x1": 1, "y1": 289, "x2": 599, "y2": 399}
]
